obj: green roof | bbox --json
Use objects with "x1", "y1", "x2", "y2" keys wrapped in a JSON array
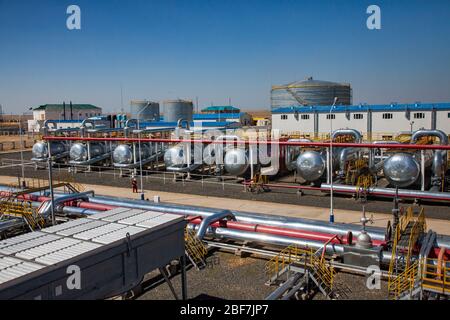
[
  {"x1": 34, "y1": 104, "x2": 101, "y2": 111},
  {"x1": 201, "y1": 105, "x2": 240, "y2": 112}
]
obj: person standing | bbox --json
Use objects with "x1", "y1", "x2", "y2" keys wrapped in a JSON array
[{"x1": 131, "y1": 177, "x2": 138, "y2": 193}]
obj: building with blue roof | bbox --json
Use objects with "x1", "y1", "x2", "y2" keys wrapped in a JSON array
[{"x1": 271, "y1": 102, "x2": 450, "y2": 137}]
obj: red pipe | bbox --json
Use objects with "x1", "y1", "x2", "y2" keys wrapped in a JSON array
[
  {"x1": 77, "y1": 202, "x2": 114, "y2": 210},
  {"x1": 242, "y1": 181, "x2": 322, "y2": 191},
  {"x1": 188, "y1": 217, "x2": 389, "y2": 246},
  {"x1": 43, "y1": 136, "x2": 450, "y2": 151}
]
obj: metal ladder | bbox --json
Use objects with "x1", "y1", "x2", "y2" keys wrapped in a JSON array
[{"x1": 184, "y1": 228, "x2": 208, "y2": 270}]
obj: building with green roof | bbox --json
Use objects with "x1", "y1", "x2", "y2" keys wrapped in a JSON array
[{"x1": 201, "y1": 105, "x2": 240, "y2": 114}]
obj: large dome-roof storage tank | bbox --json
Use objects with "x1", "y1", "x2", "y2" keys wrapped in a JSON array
[
  {"x1": 163, "y1": 99, "x2": 193, "y2": 123},
  {"x1": 271, "y1": 77, "x2": 352, "y2": 109},
  {"x1": 130, "y1": 100, "x2": 160, "y2": 121}
]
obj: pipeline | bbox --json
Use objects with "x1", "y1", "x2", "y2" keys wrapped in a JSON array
[
  {"x1": 195, "y1": 210, "x2": 236, "y2": 239},
  {"x1": 43, "y1": 135, "x2": 450, "y2": 151},
  {"x1": 321, "y1": 183, "x2": 450, "y2": 203},
  {"x1": 2, "y1": 185, "x2": 450, "y2": 248}
]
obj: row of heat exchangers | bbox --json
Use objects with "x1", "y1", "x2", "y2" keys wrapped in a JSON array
[{"x1": 32, "y1": 126, "x2": 450, "y2": 198}]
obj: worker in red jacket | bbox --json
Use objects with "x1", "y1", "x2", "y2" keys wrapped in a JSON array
[{"x1": 131, "y1": 177, "x2": 138, "y2": 193}]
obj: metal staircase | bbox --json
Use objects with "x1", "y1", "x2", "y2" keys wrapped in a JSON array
[
  {"x1": 0, "y1": 200, "x2": 45, "y2": 231},
  {"x1": 388, "y1": 207, "x2": 449, "y2": 300},
  {"x1": 184, "y1": 228, "x2": 208, "y2": 270},
  {"x1": 265, "y1": 245, "x2": 346, "y2": 300}
]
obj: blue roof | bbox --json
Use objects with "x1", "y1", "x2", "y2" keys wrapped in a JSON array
[
  {"x1": 158, "y1": 113, "x2": 244, "y2": 121},
  {"x1": 271, "y1": 102, "x2": 450, "y2": 114},
  {"x1": 140, "y1": 121, "x2": 237, "y2": 128},
  {"x1": 193, "y1": 113, "x2": 243, "y2": 120}
]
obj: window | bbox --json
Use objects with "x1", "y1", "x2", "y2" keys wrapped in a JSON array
[
  {"x1": 281, "y1": 115, "x2": 288, "y2": 120},
  {"x1": 448, "y1": 112, "x2": 450, "y2": 118},
  {"x1": 413, "y1": 112, "x2": 425, "y2": 119},
  {"x1": 326, "y1": 114, "x2": 335, "y2": 120},
  {"x1": 353, "y1": 114, "x2": 364, "y2": 120},
  {"x1": 301, "y1": 114, "x2": 310, "y2": 120},
  {"x1": 382, "y1": 113, "x2": 393, "y2": 119}
]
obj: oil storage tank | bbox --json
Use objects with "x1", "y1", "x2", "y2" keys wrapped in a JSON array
[
  {"x1": 130, "y1": 100, "x2": 160, "y2": 121},
  {"x1": 271, "y1": 77, "x2": 352, "y2": 109},
  {"x1": 163, "y1": 99, "x2": 193, "y2": 122}
]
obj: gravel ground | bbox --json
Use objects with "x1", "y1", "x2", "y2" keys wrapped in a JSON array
[
  {"x1": 138, "y1": 250, "x2": 388, "y2": 300},
  {"x1": 1, "y1": 151, "x2": 449, "y2": 220}
]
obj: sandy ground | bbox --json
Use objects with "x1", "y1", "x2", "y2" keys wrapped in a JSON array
[{"x1": 1, "y1": 174, "x2": 449, "y2": 235}]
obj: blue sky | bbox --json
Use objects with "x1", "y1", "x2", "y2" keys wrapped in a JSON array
[{"x1": 0, "y1": 0, "x2": 449, "y2": 113}]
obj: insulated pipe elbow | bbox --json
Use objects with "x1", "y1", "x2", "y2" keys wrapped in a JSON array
[
  {"x1": 331, "y1": 129, "x2": 362, "y2": 143},
  {"x1": 38, "y1": 191, "x2": 95, "y2": 217},
  {"x1": 196, "y1": 210, "x2": 236, "y2": 239},
  {"x1": 411, "y1": 129, "x2": 448, "y2": 145}
]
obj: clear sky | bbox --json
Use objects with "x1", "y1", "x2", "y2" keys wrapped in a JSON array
[{"x1": 0, "y1": 0, "x2": 449, "y2": 114}]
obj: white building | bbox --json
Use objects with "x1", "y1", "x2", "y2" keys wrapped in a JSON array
[
  {"x1": 271, "y1": 103, "x2": 450, "y2": 139},
  {"x1": 28, "y1": 104, "x2": 102, "y2": 132}
]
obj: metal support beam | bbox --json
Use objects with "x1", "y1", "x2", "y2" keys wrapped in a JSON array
[{"x1": 180, "y1": 255, "x2": 187, "y2": 300}]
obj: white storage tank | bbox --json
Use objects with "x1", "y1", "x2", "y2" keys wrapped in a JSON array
[
  {"x1": 130, "y1": 100, "x2": 160, "y2": 121},
  {"x1": 163, "y1": 99, "x2": 193, "y2": 122}
]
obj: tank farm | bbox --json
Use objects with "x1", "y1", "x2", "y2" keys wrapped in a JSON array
[{"x1": 1, "y1": 84, "x2": 450, "y2": 300}]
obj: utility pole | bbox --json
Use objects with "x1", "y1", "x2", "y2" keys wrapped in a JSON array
[
  {"x1": 329, "y1": 97, "x2": 338, "y2": 223},
  {"x1": 47, "y1": 140, "x2": 56, "y2": 225}
]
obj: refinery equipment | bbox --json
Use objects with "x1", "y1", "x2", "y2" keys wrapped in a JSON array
[
  {"x1": 270, "y1": 77, "x2": 352, "y2": 109},
  {"x1": 68, "y1": 121, "x2": 121, "y2": 169},
  {"x1": 382, "y1": 129, "x2": 448, "y2": 190},
  {"x1": 112, "y1": 123, "x2": 172, "y2": 173},
  {"x1": 31, "y1": 120, "x2": 80, "y2": 166},
  {"x1": 290, "y1": 129, "x2": 362, "y2": 184},
  {"x1": 0, "y1": 181, "x2": 448, "y2": 300}
]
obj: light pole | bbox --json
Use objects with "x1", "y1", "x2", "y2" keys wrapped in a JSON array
[
  {"x1": 19, "y1": 113, "x2": 25, "y2": 185},
  {"x1": 137, "y1": 102, "x2": 151, "y2": 200},
  {"x1": 410, "y1": 121, "x2": 414, "y2": 133},
  {"x1": 329, "y1": 97, "x2": 338, "y2": 223}
]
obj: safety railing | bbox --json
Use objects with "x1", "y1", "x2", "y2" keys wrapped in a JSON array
[
  {"x1": 0, "y1": 200, "x2": 45, "y2": 230},
  {"x1": 184, "y1": 228, "x2": 208, "y2": 269},
  {"x1": 265, "y1": 244, "x2": 335, "y2": 290},
  {"x1": 421, "y1": 258, "x2": 450, "y2": 294},
  {"x1": 388, "y1": 225, "x2": 400, "y2": 289},
  {"x1": 388, "y1": 260, "x2": 419, "y2": 299}
]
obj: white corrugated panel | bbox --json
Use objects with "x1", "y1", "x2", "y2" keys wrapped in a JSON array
[
  {"x1": 35, "y1": 242, "x2": 102, "y2": 265},
  {"x1": 136, "y1": 214, "x2": 180, "y2": 228},
  {"x1": 0, "y1": 232, "x2": 46, "y2": 249},
  {"x1": 118, "y1": 211, "x2": 164, "y2": 225},
  {"x1": 92, "y1": 226, "x2": 145, "y2": 244},
  {"x1": 0, "y1": 234, "x2": 61, "y2": 255},
  {"x1": 15, "y1": 238, "x2": 81, "y2": 260},
  {"x1": 89, "y1": 207, "x2": 130, "y2": 220},
  {"x1": 56, "y1": 220, "x2": 107, "y2": 236},
  {"x1": 72, "y1": 223, "x2": 126, "y2": 240},
  {"x1": 101, "y1": 209, "x2": 145, "y2": 222},
  {"x1": 41, "y1": 218, "x2": 92, "y2": 233}
]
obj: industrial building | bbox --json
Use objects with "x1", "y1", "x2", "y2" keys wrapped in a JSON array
[
  {"x1": 28, "y1": 104, "x2": 102, "y2": 132},
  {"x1": 201, "y1": 105, "x2": 240, "y2": 114},
  {"x1": 272, "y1": 102, "x2": 450, "y2": 137}
]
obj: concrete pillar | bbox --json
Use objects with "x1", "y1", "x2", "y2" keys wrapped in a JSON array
[{"x1": 367, "y1": 110, "x2": 373, "y2": 141}]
